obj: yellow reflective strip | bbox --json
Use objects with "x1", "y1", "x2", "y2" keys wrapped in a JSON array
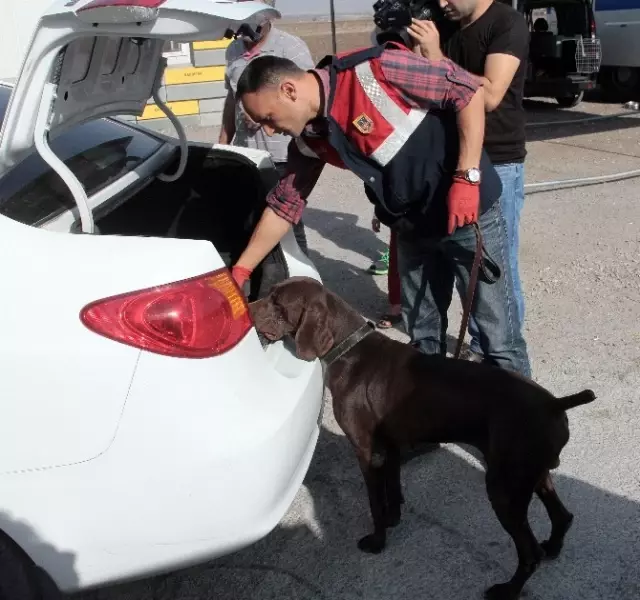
[{"x1": 139, "y1": 100, "x2": 199, "y2": 120}]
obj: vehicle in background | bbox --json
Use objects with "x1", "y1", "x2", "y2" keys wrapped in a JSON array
[
  {"x1": 511, "y1": 0, "x2": 602, "y2": 108},
  {"x1": 593, "y1": 0, "x2": 640, "y2": 97}
]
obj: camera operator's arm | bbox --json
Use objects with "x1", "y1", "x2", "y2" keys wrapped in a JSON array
[
  {"x1": 471, "y1": 13, "x2": 529, "y2": 111},
  {"x1": 380, "y1": 47, "x2": 484, "y2": 169}
]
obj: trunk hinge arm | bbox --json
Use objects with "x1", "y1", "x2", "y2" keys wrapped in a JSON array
[
  {"x1": 34, "y1": 81, "x2": 95, "y2": 234},
  {"x1": 31, "y1": 52, "x2": 189, "y2": 235},
  {"x1": 152, "y1": 57, "x2": 188, "y2": 183}
]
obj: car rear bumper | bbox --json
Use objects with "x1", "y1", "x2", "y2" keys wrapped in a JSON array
[{"x1": 1, "y1": 331, "x2": 325, "y2": 593}]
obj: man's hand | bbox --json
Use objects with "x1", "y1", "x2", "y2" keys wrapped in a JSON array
[
  {"x1": 406, "y1": 19, "x2": 444, "y2": 61},
  {"x1": 447, "y1": 178, "x2": 480, "y2": 235},
  {"x1": 231, "y1": 265, "x2": 252, "y2": 289}
]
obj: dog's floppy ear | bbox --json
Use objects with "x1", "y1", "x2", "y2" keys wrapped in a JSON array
[{"x1": 294, "y1": 298, "x2": 335, "y2": 361}]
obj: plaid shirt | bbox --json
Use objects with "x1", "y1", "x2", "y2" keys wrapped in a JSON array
[{"x1": 267, "y1": 47, "x2": 480, "y2": 224}]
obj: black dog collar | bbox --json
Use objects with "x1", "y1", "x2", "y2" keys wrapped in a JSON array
[{"x1": 321, "y1": 320, "x2": 376, "y2": 367}]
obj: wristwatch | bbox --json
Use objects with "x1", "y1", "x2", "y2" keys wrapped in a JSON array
[{"x1": 454, "y1": 167, "x2": 481, "y2": 184}]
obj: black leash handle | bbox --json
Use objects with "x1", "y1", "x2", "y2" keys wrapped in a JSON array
[{"x1": 453, "y1": 222, "x2": 483, "y2": 360}]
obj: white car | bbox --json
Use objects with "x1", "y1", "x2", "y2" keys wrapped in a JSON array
[{"x1": 0, "y1": 1, "x2": 324, "y2": 598}]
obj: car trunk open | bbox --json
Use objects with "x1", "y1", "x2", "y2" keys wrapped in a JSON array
[
  {"x1": 0, "y1": 0, "x2": 279, "y2": 233},
  {"x1": 0, "y1": 0, "x2": 290, "y2": 303},
  {"x1": 93, "y1": 144, "x2": 289, "y2": 304}
]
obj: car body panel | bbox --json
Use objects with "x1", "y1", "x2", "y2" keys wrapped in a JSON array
[
  {"x1": 0, "y1": 212, "x2": 227, "y2": 475},
  {"x1": 0, "y1": 324, "x2": 324, "y2": 592},
  {"x1": 0, "y1": 2, "x2": 326, "y2": 592}
]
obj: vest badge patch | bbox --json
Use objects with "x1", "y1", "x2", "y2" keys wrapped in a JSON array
[{"x1": 353, "y1": 113, "x2": 374, "y2": 135}]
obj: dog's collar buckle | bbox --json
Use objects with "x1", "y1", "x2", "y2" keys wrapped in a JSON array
[{"x1": 321, "y1": 320, "x2": 376, "y2": 367}]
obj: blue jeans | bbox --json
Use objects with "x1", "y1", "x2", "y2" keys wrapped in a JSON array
[
  {"x1": 397, "y1": 200, "x2": 531, "y2": 377},
  {"x1": 464, "y1": 162, "x2": 526, "y2": 354}
]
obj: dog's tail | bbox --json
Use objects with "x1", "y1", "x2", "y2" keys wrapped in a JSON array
[{"x1": 554, "y1": 389, "x2": 597, "y2": 412}]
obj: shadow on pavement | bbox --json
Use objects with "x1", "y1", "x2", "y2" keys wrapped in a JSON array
[
  {"x1": 303, "y1": 206, "x2": 388, "y2": 263},
  {"x1": 0, "y1": 513, "x2": 75, "y2": 599},
  {"x1": 303, "y1": 207, "x2": 471, "y2": 352},
  {"x1": 524, "y1": 100, "x2": 640, "y2": 144},
  {"x1": 82, "y1": 424, "x2": 639, "y2": 600}
]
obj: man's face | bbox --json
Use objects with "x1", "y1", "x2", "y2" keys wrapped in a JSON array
[
  {"x1": 439, "y1": 0, "x2": 477, "y2": 20},
  {"x1": 240, "y1": 80, "x2": 309, "y2": 138}
]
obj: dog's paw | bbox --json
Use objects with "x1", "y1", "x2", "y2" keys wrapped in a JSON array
[
  {"x1": 357, "y1": 533, "x2": 386, "y2": 554},
  {"x1": 484, "y1": 582, "x2": 519, "y2": 600}
]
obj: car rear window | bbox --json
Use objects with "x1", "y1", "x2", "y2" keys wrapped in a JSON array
[{"x1": 0, "y1": 85, "x2": 163, "y2": 227}]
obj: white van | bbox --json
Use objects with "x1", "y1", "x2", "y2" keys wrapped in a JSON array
[{"x1": 593, "y1": 0, "x2": 640, "y2": 95}]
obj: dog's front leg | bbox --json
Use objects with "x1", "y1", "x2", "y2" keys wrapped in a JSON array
[{"x1": 356, "y1": 455, "x2": 388, "y2": 554}]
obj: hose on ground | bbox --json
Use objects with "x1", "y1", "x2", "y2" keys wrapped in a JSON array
[{"x1": 525, "y1": 103, "x2": 640, "y2": 193}]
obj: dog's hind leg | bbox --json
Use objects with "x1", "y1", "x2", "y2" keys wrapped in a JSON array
[
  {"x1": 383, "y1": 443, "x2": 403, "y2": 528},
  {"x1": 484, "y1": 470, "x2": 544, "y2": 600},
  {"x1": 535, "y1": 471, "x2": 574, "y2": 559}
]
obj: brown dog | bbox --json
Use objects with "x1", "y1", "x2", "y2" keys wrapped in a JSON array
[{"x1": 250, "y1": 277, "x2": 596, "y2": 600}]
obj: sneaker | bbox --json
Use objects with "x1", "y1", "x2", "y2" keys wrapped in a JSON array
[{"x1": 367, "y1": 248, "x2": 390, "y2": 275}]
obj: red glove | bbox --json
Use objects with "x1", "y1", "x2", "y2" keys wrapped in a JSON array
[
  {"x1": 231, "y1": 265, "x2": 252, "y2": 289},
  {"x1": 447, "y1": 177, "x2": 480, "y2": 235}
]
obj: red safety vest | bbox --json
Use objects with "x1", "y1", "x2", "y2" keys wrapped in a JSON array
[
  {"x1": 295, "y1": 43, "x2": 426, "y2": 170},
  {"x1": 295, "y1": 43, "x2": 501, "y2": 236}
]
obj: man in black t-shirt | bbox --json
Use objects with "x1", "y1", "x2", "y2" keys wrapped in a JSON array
[{"x1": 408, "y1": 0, "x2": 530, "y2": 365}]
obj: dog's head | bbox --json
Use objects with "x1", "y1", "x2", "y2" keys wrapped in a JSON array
[{"x1": 249, "y1": 277, "x2": 335, "y2": 361}]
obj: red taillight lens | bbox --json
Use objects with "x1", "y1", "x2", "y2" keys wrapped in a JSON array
[{"x1": 80, "y1": 269, "x2": 252, "y2": 358}]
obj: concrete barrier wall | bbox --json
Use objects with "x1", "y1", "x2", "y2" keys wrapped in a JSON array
[
  {"x1": 134, "y1": 39, "x2": 232, "y2": 133},
  {"x1": 133, "y1": 19, "x2": 374, "y2": 134}
]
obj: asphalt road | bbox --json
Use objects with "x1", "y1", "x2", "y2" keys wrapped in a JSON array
[{"x1": 82, "y1": 99, "x2": 640, "y2": 600}]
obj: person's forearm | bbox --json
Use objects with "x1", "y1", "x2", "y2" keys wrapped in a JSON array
[
  {"x1": 235, "y1": 207, "x2": 292, "y2": 271},
  {"x1": 456, "y1": 87, "x2": 485, "y2": 170},
  {"x1": 218, "y1": 92, "x2": 236, "y2": 144}
]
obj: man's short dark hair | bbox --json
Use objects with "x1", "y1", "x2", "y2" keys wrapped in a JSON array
[{"x1": 236, "y1": 55, "x2": 305, "y2": 98}]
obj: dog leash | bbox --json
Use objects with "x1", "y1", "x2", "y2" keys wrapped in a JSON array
[{"x1": 453, "y1": 222, "x2": 484, "y2": 360}]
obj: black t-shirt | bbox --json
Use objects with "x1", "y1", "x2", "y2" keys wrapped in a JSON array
[{"x1": 442, "y1": 1, "x2": 529, "y2": 164}]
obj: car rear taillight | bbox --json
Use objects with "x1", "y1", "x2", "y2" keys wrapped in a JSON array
[{"x1": 80, "y1": 269, "x2": 252, "y2": 358}]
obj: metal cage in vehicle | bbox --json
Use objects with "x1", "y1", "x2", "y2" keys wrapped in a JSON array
[{"x1": 575, "y1": 36, "x2": 602, "y2": 74}]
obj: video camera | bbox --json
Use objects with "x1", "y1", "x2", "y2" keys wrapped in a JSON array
[
  {"x1": 372, "y1": 0, "x2": 441, "y2": 45},
  {"x1": 373, "y1": 0, "x2": 439, "y2": 30},
  {"x1": 223, "y1": 23, "x2": 266, "y2": 42}
]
